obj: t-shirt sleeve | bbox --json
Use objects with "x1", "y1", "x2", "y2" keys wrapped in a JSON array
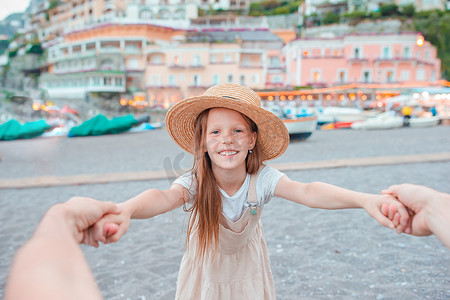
[
  {"x1": 256, "y1": 165, "x2": 286, "y2": 205},
  {"x1": 172, "y1": 171, "x2": 197, "y2": 204}
]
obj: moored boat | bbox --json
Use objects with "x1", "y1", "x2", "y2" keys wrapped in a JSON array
[
  {"x1": 283, "y1": 115, "x2": 318, "y2": 140},
  {"x1": 409, "y1": 116, "x2": 440, "y2": 128},
  {"x1": 351, "y1": 112, "x2": 403, "y2": 130},
  {"x1": 315, "y1": 107, "x2": 368, "y2": 125}
]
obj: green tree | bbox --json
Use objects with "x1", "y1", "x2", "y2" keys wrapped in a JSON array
[
  {"x1": 323, "y1": 11, "x2": 340, "y2": 25},
  {"x1": 400, "y1": 4, "x2": 415, "y2": 17},
  {"x1": 261, "y1": 0, "x2": 280, "y2": 11},
  {"x1": 380, "y1": 4, "x2": 398, "y2": 17},
  {"x1": 274, "y1": 7, "x2": 290, "y2": 15},
  {"x1": 415, "y1": 11, "x2": 450, "y2": 80}
]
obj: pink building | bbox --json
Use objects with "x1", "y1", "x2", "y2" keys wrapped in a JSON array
[{"x1": 283, "y1": 32, "x2": 441, "y2": 88}]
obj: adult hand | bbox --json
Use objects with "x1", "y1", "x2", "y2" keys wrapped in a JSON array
[
  {"x1": 4, "y1": 197, "x2": 121, "y2": 300},
  {"x1": 63, "y1": 197, "x2": 122, "y2": 246},
  {"x1": 382, "y1": 184, "x2": 433, "y2": 237},
  {"x1": 383, "y1": 183, "x2": 450, "y2": 249}
]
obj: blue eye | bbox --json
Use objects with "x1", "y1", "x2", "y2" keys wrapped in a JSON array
[
  {"x1": 211, "y1": 130, "x2": 219, "y2": 134},
  {"x1": 235, "y1": 129, "x2": 243, "y2": 133}
]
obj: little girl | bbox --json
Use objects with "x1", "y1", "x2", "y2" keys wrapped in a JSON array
[{"x1": 94, "y1": 83, "x2": 409, "y2": 299}]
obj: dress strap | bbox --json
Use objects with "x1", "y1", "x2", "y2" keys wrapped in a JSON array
[{"x1": 247, "y1": 165, "x2": 264, "y2": 205}]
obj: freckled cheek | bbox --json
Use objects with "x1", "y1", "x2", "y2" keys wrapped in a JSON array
[{"x1": 205, "y1": 137, "x2": 219, "y2": 151}]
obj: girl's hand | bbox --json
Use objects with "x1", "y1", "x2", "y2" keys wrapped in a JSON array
[
  {"x1": 363, "y1": 194, "x2": 410, "y2": 233},
  {"x1": 90, "y1": 205, "x2": 131, "y2": 244}
]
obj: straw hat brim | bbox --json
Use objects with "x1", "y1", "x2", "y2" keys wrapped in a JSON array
[{"x1": 166, "y1": 95, "x2": 289, "y2": 161}]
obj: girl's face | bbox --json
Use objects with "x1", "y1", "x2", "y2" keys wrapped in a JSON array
[{"x1": 205, "y1": 108, "x2": 256, "y2": 173}]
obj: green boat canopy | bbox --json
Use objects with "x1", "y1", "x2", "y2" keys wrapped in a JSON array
[
  {"x1": 0, "y1": 119, "x2": 51, "y2": 141},
  {"x1": 68, "y1": 114, "x2": 138, "y2": 137}
]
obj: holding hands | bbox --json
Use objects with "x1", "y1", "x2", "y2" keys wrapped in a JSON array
[{"x1": 381, "y1": 184, "x2": 450, "y2": 249}]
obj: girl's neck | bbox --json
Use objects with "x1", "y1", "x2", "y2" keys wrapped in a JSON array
[{"x1": 213, "y1": 165, "x2": 247, "y2": 197}]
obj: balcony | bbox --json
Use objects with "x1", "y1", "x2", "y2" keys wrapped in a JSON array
[
  {"x1": 347, "y1": 56, "x2": 369, "y2": 62},
  {"x1": 168, "y1": 64, "x2": 186, "y2": 69},
  {"x1": 239, "y1": 64, "x2": 263, "y2": 69},
  {"x1": 145, "y1": 84, "x2": 180, "y2": 89},
  {"x1": 267, "y1": 64, "x2": 285, "y2": 71},
  {"x1": 188, "y1": 64, "x2": 205, "y2": 69}
]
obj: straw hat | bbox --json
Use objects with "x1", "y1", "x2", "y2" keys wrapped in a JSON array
[{"x1": 165, "y1": 83, "x2": 289, "y2": 161}]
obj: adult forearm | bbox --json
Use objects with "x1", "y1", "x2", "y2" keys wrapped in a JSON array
[
  {"x1": 4, "y1": 206, "x2": 103, "y2": 300},
  {"x1": 426, "y1": 192, "x2": 450, "y2": 249}
]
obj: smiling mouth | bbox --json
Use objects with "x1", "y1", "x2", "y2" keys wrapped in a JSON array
[{"x1": 219, "y1": 150, "x2": 238, "y2": 156}]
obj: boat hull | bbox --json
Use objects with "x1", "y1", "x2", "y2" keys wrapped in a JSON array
[{"x1": 283, "y1": 116, "x2": 318, "y2": 140}]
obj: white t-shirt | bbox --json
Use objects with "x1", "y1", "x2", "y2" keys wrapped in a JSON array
[{"x1": 172, "y1": 165, "x2": 285, "y2": 222}]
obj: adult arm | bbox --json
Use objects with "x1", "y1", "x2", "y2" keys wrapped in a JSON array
[
  {"x1": 4, "y1": 198, "x2": 121, "y2": 300},
  {"x1": 384, "y1": 183, "x2": 450, "y2": 248}
]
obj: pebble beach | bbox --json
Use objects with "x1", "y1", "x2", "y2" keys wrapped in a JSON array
[{"x1": 0, "y1": 125, "x2": 449, "y2": 299}]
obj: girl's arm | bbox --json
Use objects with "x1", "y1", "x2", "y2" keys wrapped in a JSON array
[
  {"x1": 274, "y1": 176, "x2": 409, "y2": 230},
  {"x1": 120, "y1": 184, "x2": 187, "y2": 219},
  {"x1": 275, "y1": 176, "x2": 373, "y2": 209},
  {"x1": 93, "y1": 184, "x2": 188, "y2": 244}
]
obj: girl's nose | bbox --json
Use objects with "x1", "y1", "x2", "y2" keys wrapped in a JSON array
[{"x1": 222, "y1": 132, "x2": 233, "y2": 144}]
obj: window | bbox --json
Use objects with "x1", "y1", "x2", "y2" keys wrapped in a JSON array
[
  {"x1": 386, "y1": 70, "x2": 394, "y2": 82},
  {"x1": 403, "y1": 47, "x2": 410, "y2": 58},
  {"x1": 210, "y1": 54, "x2": 217, "y2": 63},
  {"x1": 150, "y1": 74, "x2": 161, "y2": 86},
  {"x1": 240, "y1": 75, "x2": 246, "y2": 85},
  {"x1": 213, "y1": 74, "x2": 220, "y2": 85},
  {"x1": 269, "y1": 56, "x2": 281, "y2": 68},
  {"x1": 354, "y1": 47, "x2": 361, "y2": 59},
  {"x1": 272, "y1": 75, "x2": 283, "y2": 84},
  {"x1": 363, "y1": 71, "x2": 371, "y2": 83},
  {"x1": 115, "y1": 78, "x2": 123, "y2": 86},
  {"x1": 338, "y1": 70, "x2": 347, "y2": 83},
  {"x1": 193, "y1": 74, "x2": 200, "y2": 87},
  {"x1": 251, "y1": 74, "x2": 259, "y2": 84},
  {"x1": 193, "y1": 54, "x2": 201, "y2": 66},
  {"x1": 312, "y1": 69, "x2": 321, "y2": 82},
  {"x1": 169, "y1": 75, "x2": 176, "y2": 86},
  {"x1": 127, "y1": 59, "x2": 139, "y2": 69},
  {"x1": 151, "y1": 55, "x2": 162, "y2": 64},
  {"x1": 242, "y1": 56, "x2": 251, "y2": 67},
  {"x1": 140, "y1": 10, "x2": 152, "y2": 19},
  {"x1": 227, "y1": 74, "x2": 234, "y2": 83},
  {"x1": 173, "y1": 55, "x2": 179, "y2": 65},
  {"x1": 224, "y1": 54, "x2": 233, "y2": 63},
  {"x1": 400, "y1": 70, "x2": 410, "y2": 81},
  {"x1": 104, "y1": 77, "x2": 112, "y2": 86},
  {"x1": 383, "y1": 47, "x2": 392, "y2": 59},
  {"x1": 416, "y1": 69, "x2": 425, "y2": 81}
]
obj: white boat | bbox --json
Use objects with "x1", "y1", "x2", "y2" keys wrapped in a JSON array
[
  {"x1": 283, "y1": 116, "x2": 318, "y2": 140},
  {"x1": 409, "y1": 116, "x2": 440, "y2": 128},
  {"x1": 351, "y1": 112, "x2": 403, "y2": 130},
  {"x1": 315, "y1": 107, "x2": 368, "y2": 124}
]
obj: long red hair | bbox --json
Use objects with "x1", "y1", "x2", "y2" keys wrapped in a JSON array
[{"x1": 185, "y1": 108, "x2": 262, "y2": 259}]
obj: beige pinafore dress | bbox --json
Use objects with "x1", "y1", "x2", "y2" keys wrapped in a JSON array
[{"x1": 175, "y1": 170, "x2": 276, "y2": 300}]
